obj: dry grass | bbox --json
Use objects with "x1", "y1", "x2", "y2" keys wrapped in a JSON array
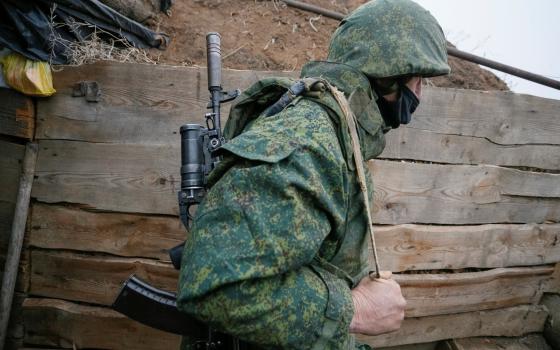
[{"x1": 48, "y1": 4, "x2": 158, "y2": 67}]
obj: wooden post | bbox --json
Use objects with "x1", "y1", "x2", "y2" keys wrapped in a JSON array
[
  {"x1": 0, "y1": 143, "x2": 38, "y2": 348},
  {"x1": 542, "y1": 293, "x2": 560, "y2": 349}
]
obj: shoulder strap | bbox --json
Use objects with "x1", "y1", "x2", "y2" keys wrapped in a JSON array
[{"x1": 326, "y1": 84, "x2": 382, "y2": 279}]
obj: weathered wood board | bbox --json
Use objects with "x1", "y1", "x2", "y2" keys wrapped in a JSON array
[
  {"x1": 29, "y1": 250, "x2": 177, "y2": 306},
  {"x1": 381, "y1": 126, "x2": 560, "y2": 170},
  {"x1": 32, "y1": 141, "x2": 560, "y2": 223},
  {"x1": 22, "y1": 298, "x2": 181, "y2": 349},
  {"x1": 373, "y1": 224, "x2": 560, "y2": 271},
  {"x1": 0, "y1": 140, "x2": 25, "y2": 281},
  {"x1": 357, "y1": 305, "x2": 548, "y2": 348},
  {"x1": 439, "y1": 334, "x2": 552, "y2": 350},
  {"x1": 28, "y1": 250, "x2": 553, "y2": 318},
  {"x1": 36, "y1": 62, "x2": 294, "y2": 144},
  {"x1": 29, "y1": 205, "x2": 560, "y2": 270},
  {"x1": 36, "y1": 62, "x2": 560, "y2": 169},
  {"x1": 394, "y1": 266, "x2": 553, "y2": 317},
  {"x1": 22, "y1": 297, "x2": 547, "y2": 349},
  {"x1": 29, "y1": 203, "x2": 184, "y2": 261},
  {"x1": 0, "y1": 88, "x2": 35, "y2": 140},
  {"x1": 370, "y1": 160, "x2": 560, "y2": 224}
]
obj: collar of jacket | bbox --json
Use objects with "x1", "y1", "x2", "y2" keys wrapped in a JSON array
[{"x1": 301, "y1": 61, "x2": 389, "y2": 162}]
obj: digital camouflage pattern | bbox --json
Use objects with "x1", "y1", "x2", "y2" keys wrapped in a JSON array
[
  {"x1": 328, "y1": 0, "x2": 450, "y2": 79},
  {"x1": 178, "y1": 1, "x2": 449, "y2": 349}
]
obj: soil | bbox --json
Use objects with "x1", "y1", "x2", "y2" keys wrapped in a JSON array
[{"x1": 149, "y1": 0, "x2": 509, "y2": 91}]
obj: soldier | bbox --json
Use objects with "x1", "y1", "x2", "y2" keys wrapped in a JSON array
[{"x1": 177, "y1": 0, "x2": 450, "y2": 349}]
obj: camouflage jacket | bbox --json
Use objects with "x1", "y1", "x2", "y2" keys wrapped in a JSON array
[
  {"x1": 177, "y1": 0, "x2": 449, "y2": 347},
  {"x1": 177, "y1": 61, "x2": 386, "y2": 349}
]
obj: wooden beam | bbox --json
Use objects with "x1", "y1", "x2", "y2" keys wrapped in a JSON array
[
  {"x1": 22, "y1": 297, "x2": 547, "y2": 349},
  {"x1": 28, "y1": 206, "x2": 560, "y2": 271},
  {"x1": 541, "y1": 294, "x2": 560, "y2": 349},
  {"x1": 32, "y1": 141, "x2": 560, "y2": 223},
  {"x1": 381, "y1": 127, "x2": 560, "y2": 170},
  {"x1": 29, "y1": 250, "x2": 177, "y2": 306},
  {"x1": 394, "y1": 266, "x2": 553, "y2": 317},
  {"x1": 440, "y1": 334, "x2": 553, "y2": 350},
  {"x1": 22, "y1": 298, "x2": 180, "y2": 349},
  {"x1": 29, "y1": 250, "x2": 554, "y2": 318},
  {"x1": 370, "y1": 160, "x2": 560, "y2": 224},
  {"x1": 357, "y1": 305, "x2": 548, "y2": 348},
  {"x1": 37, "y1": 62, "x2": 560, "y2": 169},
  {"x1": 29, "y1": 203, "x2": 184, "y2": 261},
  {"x1": 373, "y1": 224, "x2": 560, "y2": 272},
  {"x1": 0, "y1": 143, "x2": 38, "y2": 347},
  {"x1": 0, "y1": 88, "x2": 34, "y2": 140},
  {"x1": 36, "y1": 62, "x2": 295, "y2": 144}
]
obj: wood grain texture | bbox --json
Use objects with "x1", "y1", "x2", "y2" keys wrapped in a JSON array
[
  {"x1": 0, "y1": 88, "x2": 34, "y2": 140},
  {"x1": 32, "y1": 140, "x2": 181, "y2": 215},
  {"x1": 381, "y1": 127, "x2": 560, "y2": 170},
  {"x1": 373, "y1": 224, "x2": 560, "y2": 272},
  {"x1": 29, "y1": 203, "x2": 184, "y2": 261},
  {"x1": 393, "y1": 266, "x2": 553, "y2": 317},
  {"x1": 357, "y1": 305, "x2": 548, "y2": 348},
  {"x1": 408, "y1": 87, "x2": 560, "y2": 146},
  {"x1": 32, "y1": 140, "x2": 560, "y2": 224},
  {"x1": 29, "y1": 250, "x2": 178, "y2": 306},
  {"x1": 22, "y1": 298, "x2": 181, "y2": 349},
  {"x1": 371, "y1": 160, "x2": 560, "y2": 224},
  {"x1": 28, "y1": 206, "x2": 560, "y2": 271},
  {"x1": 36, "y1": 62, "x2": 560, "y2": 168},
  {"x1": 28, "y1": 250, "x2": 553, "y2": 318},
  {"x1": 441, "y1": 334, "x2": 552, "y2": 350},
  {"x1": 36, "y1": 62, "x2": 295, "y2": 144}
]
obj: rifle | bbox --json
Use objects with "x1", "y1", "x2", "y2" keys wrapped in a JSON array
[{"x1": 112, "y1": 32, "x2": 242, "y2": 349}]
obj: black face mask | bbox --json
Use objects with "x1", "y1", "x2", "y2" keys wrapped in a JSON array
[{"x1": 375, "y1": 85, "x2": 419, "y2": 129}]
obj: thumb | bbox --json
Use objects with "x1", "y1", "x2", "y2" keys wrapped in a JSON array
[{"x1": 378, "y1": 271, "x2": 392, "y2": 279}]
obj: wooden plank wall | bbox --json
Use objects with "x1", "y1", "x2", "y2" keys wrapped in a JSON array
[
  {"x1": 0, "y1": 87, "x2": 35, "y2": 350},
  {"x1": 19, "y1": 61, "x2": 560, "y2": 349}
]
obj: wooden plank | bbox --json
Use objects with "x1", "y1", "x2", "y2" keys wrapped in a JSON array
[
  {"x1": 0, "y1": 141, "x2": 24, "y2": 204},
  {"x1": 29, "y1": 250, "x2": 553, "y2": 318},
  {"x1": 0, "y1": 143, "x2": 38, "y2": 348},
  {"x1": 0, "y1": 88, "x2": 34, "y2": 140},
  {"x1": 30, "y1": 250, "x2": 178, "y2": 306},
  {"x1": 373, "y1": 224, "x2": 560, "y2": 272},
  {"x1": 542, "y1": 294, "x2": 560, "y2": 349},
  {"x1": 29, "y1": 203, "x2": 184, "y2": 261},
  {"x1": 36, "y1": 62, "x2": 295, "y2": 144},
  {"x1": 22, "y1": 298, "x2": 180, "y2": 349},
  {"x1": 357, "y1": 305, "x2": 548, "y2": 348},
  {"x1": 381, "y1": 127, "x2": 560, "y2": 170},
  {"x1": 32, "y1": 140, "x2": 181, "y2": 215},
  {"x1": 37, "y1": 62, "x2": 560, "y2": 168},
  {"x1": 32, "y1": 140, "x2": 560, "y2": 223},
  {"x1": 409, "y1": 87, "x2": 560, "y2": 146},
  {"x1": 28, "y1": 206, "x2": 560, "y2": 271},
  {"x1": 441, "y1": 334, "x2": 552, "y2": 350},
  {"x1": 393, "y1": 266, "x2": 553, "y2": 317},
  {"x1": 371, "y1": 160, "x2": 560, "y2": 224}
]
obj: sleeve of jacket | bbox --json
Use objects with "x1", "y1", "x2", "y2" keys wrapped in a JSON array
[{"x1": 177, "y1": 100, "x2": 355, "y2": 349}]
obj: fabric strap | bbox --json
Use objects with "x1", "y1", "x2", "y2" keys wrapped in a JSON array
[{"x1": 326, "y1": 84, "x2": 381, "y2": 279}]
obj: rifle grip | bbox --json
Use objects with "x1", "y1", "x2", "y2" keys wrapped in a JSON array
[{"x1": 169, "y1": 242, "x2": 185, "y2": 270}]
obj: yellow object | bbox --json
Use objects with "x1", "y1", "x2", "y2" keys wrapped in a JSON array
[{"x1": 0, "y1": 53, "x2": 56, "y2": 97}]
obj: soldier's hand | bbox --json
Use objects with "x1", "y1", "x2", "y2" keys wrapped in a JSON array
[{"x1": 349, "y1": 271, "x2": 406, "y2": 335}]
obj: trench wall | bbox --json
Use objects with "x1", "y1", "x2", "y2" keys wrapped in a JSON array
[{"x1": 1, "y1": 61, "x2": 559, "y2": 349}]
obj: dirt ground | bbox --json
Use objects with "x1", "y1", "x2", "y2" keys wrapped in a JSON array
[{"x1": 149, "y1": 0, "x2": 509, "y2": 91}]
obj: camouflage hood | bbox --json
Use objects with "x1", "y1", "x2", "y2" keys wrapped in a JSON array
[{"x1": 327, "y1": 0, "x2": 450, "y2": 79}]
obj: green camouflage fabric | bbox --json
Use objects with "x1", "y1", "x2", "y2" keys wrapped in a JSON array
[
  {"x1": 178, "y1": 0, "x2": 449, "y2": 349},
  {"x1": 328, "y1": 0, "x2": 450, "y2": 79}
]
